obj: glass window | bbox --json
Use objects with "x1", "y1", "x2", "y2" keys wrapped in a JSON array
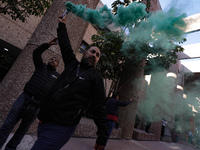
[
  {"x1": 0, "y1": 39, "x2": 21, "y2": 82},
  {"x1": 79, "y1": 41, "x2": 88, "y2": 54}
]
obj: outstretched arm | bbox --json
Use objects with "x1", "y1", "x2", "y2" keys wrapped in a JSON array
[
  {"x1": 32, "y1": 38, "x2": 57, "y2": 69},
  {"x1": 116, "y1": 99, "x2": 132, "y2": 107},
  {"x1": 57, "y1": 14, "x2": 76, "y2": 68}
]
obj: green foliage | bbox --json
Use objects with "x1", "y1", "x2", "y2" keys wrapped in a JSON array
[
  {"x1": 0, "y1": 0, "x2": 53, "y2": 22},
  {"x1": 92, "y1": 31, "x2": 136, "y2": 80},
  {"x1": 92, "y1": 30, "x2": 186, "y2": 79},
  {"x1": 91, "y1": 0, "x2": 187, "y2": 78},
  {"x1": 145, "y1": 42, "x2": 185, "y2": 75}
]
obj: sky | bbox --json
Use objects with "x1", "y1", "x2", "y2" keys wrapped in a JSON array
[
  {"x1": 100, "y1": 0, "x2": 200, "y2": 17},
  {"x1": 159, "y1": 0, "x2": 200, "y2": 16}
]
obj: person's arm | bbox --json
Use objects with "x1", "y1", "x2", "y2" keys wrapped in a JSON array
[
  {"x1": 91, "y1": 74, "x2": 108, "y2": 150},
  {"x1": 116, "y1": 99, "x2": 132, "y2": 107},
  {"x1": 57, "y1": 14, "x2": 76, "y2": 68},
  {"x1": 32, "y1": 38, "x2": 57, "y2": 69}
]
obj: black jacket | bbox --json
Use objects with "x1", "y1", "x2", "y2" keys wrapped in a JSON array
[
  {"x1": 106, "y1": 97, "x2": 131, "y2": 116},
  {"x1": 38, "y1": 23, "x2": 108, "y2": 146},
  {"x1": 24, "y1": 43, "x2": 60, "y2": 100}
]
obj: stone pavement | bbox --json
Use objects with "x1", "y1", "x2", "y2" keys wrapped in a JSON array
[
  {"x1": 62, "y1": 138, "x2": 199, "y2": 150},
  {"x1": 1, "y1": 134, "x2": 199, "y2": 150}
]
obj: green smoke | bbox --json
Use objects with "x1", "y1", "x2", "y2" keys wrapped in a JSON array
[
  {"x1": 139, "y1": 72, "x2": 175, "y2": 122},
  {"x1": 65, "y1": 2, "x2": 147, "y2": 29},
  {"x1": 138, "y1": 72, "x2": 200, "y2": 133},
  {"x1": 65, "y1": 1, "x2": 191, "y2": 133},
  {"x1": 113, "y1": 2, "x2": 147, "y2": 27},
  {"x1": 121, "y1": 7, "x2": 187, "y2": 60},
  {"x1": 65, "y1": 2, "x2": 113, "y2": 28},
  {"x1": 65, "y1": 1, "x2": 187, "y2": 62}
]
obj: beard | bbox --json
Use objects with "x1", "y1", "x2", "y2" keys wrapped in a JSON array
[
  {"x1": 47, "y1": 62, "x2": 55, "y2": 69},
  {"x1": 81, "y1": 56, "x2": 95, "y2": 67}
]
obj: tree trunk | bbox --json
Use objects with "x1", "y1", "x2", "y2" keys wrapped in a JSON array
[{"x1": 118, "y1": 60, "x2": 146, "y2": 139}]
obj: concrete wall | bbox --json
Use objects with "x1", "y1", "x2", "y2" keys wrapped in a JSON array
[
  {"x1": 184, "y1": 13, "x2": 200, "y2": 33},
  {"x1": 0, "y1": 14, "x2": 42, "y2": 50},
  {"x1": 143, "y1": 0, "x2": 162, "y2": 12}
]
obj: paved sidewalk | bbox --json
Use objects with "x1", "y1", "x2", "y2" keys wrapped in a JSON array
[
  {"x1": 1, "y1": 134, "x2": 198, "y2": 150},
  {"x1": 62, "y1": 138, "x2": 198, "y2": 150}
]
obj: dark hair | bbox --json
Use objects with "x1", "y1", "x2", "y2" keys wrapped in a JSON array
[
  {"x1": 85, "y1": 45, "x2": 101, "y2": 52},
  {"x1": 50, "y1": 57, "x2": 59, "y2": 64}
]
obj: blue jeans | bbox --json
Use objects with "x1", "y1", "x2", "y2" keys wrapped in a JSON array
[
  {"x1": 0, "y1": 93, "x2": 39, "y2": 150},
  {"x1": 31, "y1": 122, "x2": 77, "y2": 150},
  {"x1": 103, "y1": 120, "x2": 115, "y2": 150}
]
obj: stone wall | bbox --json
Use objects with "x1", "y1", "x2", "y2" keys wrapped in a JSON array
[
  {"x1": 142, "y1": 0, "x2": 162, "y2": 12},
  {"x1": 0, "y1": 14, "x2": 42, "y2": 50},
  {"x1": 74, "y1": 118, "x2": 121, "y2": 139}
]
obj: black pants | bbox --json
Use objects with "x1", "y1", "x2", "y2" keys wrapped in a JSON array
[
  {"x1": 145, "y1": 122, "x2": 151, "y2": 133},
  {"x1": 161, "y1": 125, "x2": 165, "y2": 136}
]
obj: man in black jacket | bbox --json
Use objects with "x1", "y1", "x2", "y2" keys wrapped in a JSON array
[
  {"x1": 0, "y1": 38, "x2": 60, "y2": 150},
  {"x1": 31, "y1": 14, "x2": 108, "y2": 150}
]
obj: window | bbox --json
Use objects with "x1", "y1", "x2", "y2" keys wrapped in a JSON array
[
  {"x1": 79, "y1": 41, "x2": 88, "y2": 54},
  {"x1": 0, "y1": 39, "x2": 21, "y2": 82}
]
